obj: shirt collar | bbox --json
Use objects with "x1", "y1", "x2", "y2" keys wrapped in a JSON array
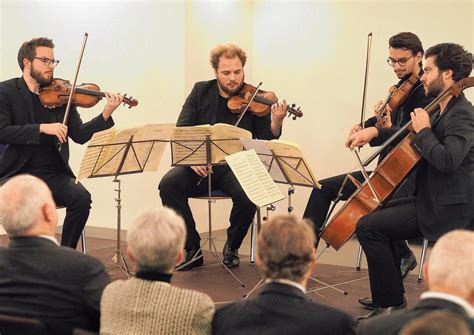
[
  {"x1": 421, "y1": 291, "x2": 474, "y2": 317},
  {"x1": 265, "y1": 278, "x2": 306, "y2": 294},
  {"x1": 38, "y1": 235, "x2": 60, "y2": 246}
]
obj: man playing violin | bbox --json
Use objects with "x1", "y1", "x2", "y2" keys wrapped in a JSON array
[
  {"x1": 304, "y1": 32, "x2": 431, "y2": 285},
  {"x1": 354, "y1": 43, "x2": 473, "y2": 320},
  {"x1": 0, "y1": 37, "x2": 123, "y2": 248},
  {"x1": 159, "y1": 44, "x2": 288, "y2": 269}
]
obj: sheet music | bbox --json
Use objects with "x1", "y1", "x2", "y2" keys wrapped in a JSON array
[
  {"x1": 241, "y1": 138, "x2": 320, "y2": 188},
  {"x1": 77, "y1": 124, "x2": 172, "y2": 180},
  {"x1": 171, "y1": 124, "x2": 252, "y2": 165},
  {"x1": 225, "y1": 149, "x2": 285, "y2": 208}
]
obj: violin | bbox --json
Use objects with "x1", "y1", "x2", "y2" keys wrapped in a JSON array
[
  {"x1": 376, "y1": 72, "x2": 418, "y2": 127},
  {"x1": 39, "y1": 78, "x2": 138, "y2": 109},
  {"x1": 227, "y1": 83, "x2": 303, "y2": 120}
]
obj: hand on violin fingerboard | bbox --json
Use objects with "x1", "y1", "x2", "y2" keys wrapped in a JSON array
[
  {"x1": 345, "y1": 127, "x2": 379, "y2": 150},
  {"x1": 270, "y1": 99, "x2": 288, "y2": 136},
  {"x1": 102, "y1": 92, "x2": 124, "y2": 121}
]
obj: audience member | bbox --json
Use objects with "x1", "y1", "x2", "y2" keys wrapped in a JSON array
[
  {"x1": 212, "y1": 214, "x2": 356, "y2": 335},
  {"x1": 358, "y1": 230, "x2": 474, "y2": 334},
  {"x1": 399, "y1": 310, "x2": 471, "y2": 335},
  {"x1": 0, "y1": 174, "x2": 111, "y2": 335},
  {"x1": 100, "y1": 207, "x2": 214, "y2": 335}
]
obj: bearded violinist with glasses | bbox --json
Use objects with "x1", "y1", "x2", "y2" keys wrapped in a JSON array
[{"x1": 0, "y1": 37, "x2": 124, "y2": 249}]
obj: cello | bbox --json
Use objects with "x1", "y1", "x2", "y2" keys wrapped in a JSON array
[{"x1": 320, "y1": 76, "x2": 474, "y2": 250}]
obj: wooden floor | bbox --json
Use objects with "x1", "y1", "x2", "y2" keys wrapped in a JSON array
[{"x1": 0, "y1": 232, "x2": 428, "y2": 318}]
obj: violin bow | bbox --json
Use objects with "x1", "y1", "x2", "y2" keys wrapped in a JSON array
[
  {"x1": 359, "y1": 32, "x2": 373, "y2": 130},
  {"x1": 59, "y1": 32, "x2": 89, "y2": 151}
]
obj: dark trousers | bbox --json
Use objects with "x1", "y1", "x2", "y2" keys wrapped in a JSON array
[
  {"x1": 18, "y1": 169, "x2": 91, "y2": 248},
  {"x1": 303, "y1": 172, "x2": 413, "y2": 258},
  {"x1": 159, "y1": 165, "x2": 256, "y2": 251},
  {"x1": 355, "y1": 197, "x2": 421, "y2": 308}
]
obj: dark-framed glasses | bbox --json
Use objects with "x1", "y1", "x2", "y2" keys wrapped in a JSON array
[
  {"x1": 386, "y1": 55, "x2": 414, "y2": 67},
  {"x1": 34, "y1": 57, "x2": 60, "y2": 67}
]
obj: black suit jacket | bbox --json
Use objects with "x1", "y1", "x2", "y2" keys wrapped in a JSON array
[
  {"x1": 0, "y1": 237, "x2": 111, "y2": 335},
  {"x1": 358, "y1": 297, "x2": 474, "y2": 335},
  {"x1": 212, "y1": 282, "x2": 356, "y2": 335},
  {"x1": 0, "y1": 77, "x2": 114, "y2": 180},
  {"x1": 177, "y1": 80, "x2": 277, "y2": 140},
  {"x1": 411, "y1": 93, "x2": 474, "y2": 240}
]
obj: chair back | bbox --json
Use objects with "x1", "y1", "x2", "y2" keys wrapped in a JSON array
[{"x1": 0, "y1": 313, "x2": 47, "y2": 335}]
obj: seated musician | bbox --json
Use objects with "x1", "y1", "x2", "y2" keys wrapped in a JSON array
[
  {"x1": 159, "y1": 44, "x2": 288, "y2": 269},
  {"x1": 303, "y1": 32, "x2": 432, "y2": 290},
  {"x1": 352, "y1": 43, "x2": 473, "y2": 320},
  {"x1": 0, "y1": 37, "x2": 124, "y2": 248}
]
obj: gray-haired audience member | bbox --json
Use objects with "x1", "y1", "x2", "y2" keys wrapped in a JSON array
[
  {"x1": 0, "y1": 174, "x2": 110, "y2": 335},
  {"x1": 399, "y1": 310, "x2": 471, "y2": 335},
  {"x1": 358, "y1": 230, "x2": 474, "y2": 334},
  {"x1": 100, "y1": 207, "x2": 215, "y2": 335},
  {"x1": 212, "y1": 214, "x2": 356, "y2": 335}
]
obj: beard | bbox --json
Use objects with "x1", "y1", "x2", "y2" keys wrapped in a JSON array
[
  {"x1": 217, "y1": 74, "x2": 245, "y2": 97},
  {"x1": 30, "y1": 63, "x2": 53, "y2": 87},
  {"x1": 425, "y1": 73, "x2": 444, "y2": 98}
]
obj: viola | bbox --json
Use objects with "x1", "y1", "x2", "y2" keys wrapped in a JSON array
[
  {"x1": 39, "y1": 78, "x2": 138, "y2": 109},
  {"x1": 227, "y1": 83, "x2": 303, "y2": 120},
  {"x1": 320, "y1": 76, "x2": 474, "y2": 251},
  {"x1": 376, "y1": 72, "x2": 419, "y2": 127}
]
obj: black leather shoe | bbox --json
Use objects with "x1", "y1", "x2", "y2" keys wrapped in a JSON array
[
  {"x1": 358, "y1": 297, "x2": 376, "y2": 310},
  {"x1": 176, "y1": 248, "x2": 203, "y2": 271},
  {"x1": 223, "y1": 242, "x2": 240, "y2": 268},
  {"x1": 400, "y1": 252, "x2": 417, "y2": 278},
  {"x1": 356, "y1": 299, "x2": 407, "y2": 322}
]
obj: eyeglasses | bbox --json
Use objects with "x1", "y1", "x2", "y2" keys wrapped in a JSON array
[
  {"x1": 33, "y1": 57, "x2": 60, "y2": 67},
  {"x1": 386, "y1": 55, "x2": 414, "y2": 67}
]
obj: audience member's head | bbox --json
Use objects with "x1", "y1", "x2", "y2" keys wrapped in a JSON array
[
  {"x1": 257, "y1": 214, "x2": 316, "y2": 286},
  {"x1": 399, "y1": 310, "x2": 471, "y2": 335},
  {"x1": 0, "y1": 174, "x2": 57, "y2": 237},
  {"x1": 126, "y1": 207, "x2": 186, "y2": 274},
  {"x1": 424, "y1": 230, "x2": 474, "y2": 305}
]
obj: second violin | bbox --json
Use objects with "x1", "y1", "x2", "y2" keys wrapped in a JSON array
[{"x1": 227, "y1": 83, "x2": 303, "y2": 120}]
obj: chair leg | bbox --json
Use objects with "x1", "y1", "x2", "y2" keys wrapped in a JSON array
[
  {"x1": 80, "y1": 229, "x2": 86, "y2": 254},
  {"x1": 356, "y1": 244, "x2": 363, "y2": 271},
  {"x1": 417, "y1": 239, "x2": 429, "y2": 282}
]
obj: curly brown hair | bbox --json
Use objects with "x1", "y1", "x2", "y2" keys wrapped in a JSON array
[{"x1": 209, "y1": 44, "x2": 247, "y2": 70}]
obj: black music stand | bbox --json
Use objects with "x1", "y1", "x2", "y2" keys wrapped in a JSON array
[
  {"x1": 170, "y1": 133, "x2": 246, "y2": 287},
  {"x1": 240, "y1": 139, "x2": 349, "y2": 297},
  {"x1": 82, "y1": 131, "x2": 169, "y2": 278}
]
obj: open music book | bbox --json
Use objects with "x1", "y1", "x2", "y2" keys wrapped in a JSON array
[
  {"x1": 77, "y1": 124, "x2": 173, "y2": 180},
  {"x1": 171, "y1": 123, "x2": 252, "y2": 165},
  {"x1": 241, "y1": 138, "x2": 320, "y2": 188}
]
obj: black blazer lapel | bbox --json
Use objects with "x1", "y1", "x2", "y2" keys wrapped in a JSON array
[{"x1": 17, "y1": 77, "x2": 35, "y2": 123}]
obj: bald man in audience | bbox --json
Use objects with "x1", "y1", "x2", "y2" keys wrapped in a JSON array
[
  {"x1": 0, "y1": 174, "x2": 110, "y2": 335},
  {"x1": 212, "y1": 214, "x2": 356, "y2": 335},
  {"x1": 358, "y1": 230, "x2": 474, "y2": 334}
]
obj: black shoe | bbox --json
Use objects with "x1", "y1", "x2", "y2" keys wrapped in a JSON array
[
  {"x1": 223, "y1": 242, "x2": 240, "y2": 268},
  {"x1": 358, "y1": 297, "x2": 376, "y2": 310},
  {"x1": 400, "y1": 252, "x2": 417, "y2": 279},
  {"x1": 356, "y1": 299, "x2": 407, "y2": 322},
  {"x1": 176, "y1": 248, "x2": 203, "y2": 271}
]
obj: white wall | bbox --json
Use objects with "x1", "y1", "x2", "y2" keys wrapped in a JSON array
[{"x1": 1, "y1": 0, "x2": 472, "y2": 236}]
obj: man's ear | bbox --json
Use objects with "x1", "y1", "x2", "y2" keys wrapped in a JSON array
[
  {"x1": 23, "y1": 58, "x2": 30, "y2": 71},
  {"x1": 414, "y1": 52, "x2": 423, "y2": 64},
  {"x1": 126, "y1": 246, "x2": 136, "y2": 264},
  {"x1": 443, "y1": 69, "x2": 454, "y2": 81},
  {"x1": 423, "y1": 262, "x2": 429, "y2": 283},
  {"x1": 175, "y1": 249, "x2": 184, "y2": 265}
]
